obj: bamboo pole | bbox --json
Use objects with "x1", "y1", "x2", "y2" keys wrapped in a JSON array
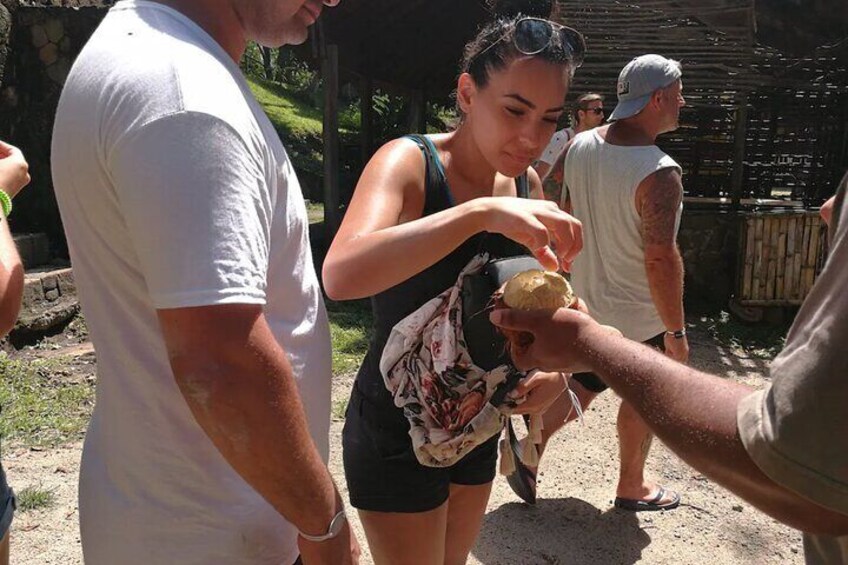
[
  {"x1": 752, "y1": 217, "x2": 764, "y2": 301},
  {"x1": 742, "y1": 218, "x2": 755, "y2": 300},
  {"x1": 784, "y1": 216, "x2": 797, "y2": 299},
  {"x1": 759, "y1": 217, "x2": 772, "y2": 299},
  {"x1": 793, "y1": 217, "x2": 805, "y2": 301},
  {"x1": 776, "y1": 218, "x2": 787, "y2": 300},
  {"x1": 766, "y1": 216, "x2": 779, "y2": 299}
]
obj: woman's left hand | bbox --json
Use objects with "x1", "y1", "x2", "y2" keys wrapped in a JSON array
[{"x1": 510, "y1": 371, "x2": 568, "y2": 415}]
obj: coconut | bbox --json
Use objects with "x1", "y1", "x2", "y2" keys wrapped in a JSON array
[
  {"x1": 495, "y1": 270, "x2": 623, "y2": 360},
  {"x1": 502, "y1": 270, "x2": 574, "y2": 311},
  {"x1": 496, "y1": 270, "x2": 575, "y2": 355}
]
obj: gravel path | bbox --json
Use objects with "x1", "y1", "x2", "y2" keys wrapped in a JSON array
[{"x1": 10, "y1": 324, "x2": 803, "y2": 564}]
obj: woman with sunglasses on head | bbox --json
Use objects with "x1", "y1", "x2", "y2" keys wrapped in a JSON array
[{"x1": 323, "y1": 1, "x2": 585, "y2": 562}]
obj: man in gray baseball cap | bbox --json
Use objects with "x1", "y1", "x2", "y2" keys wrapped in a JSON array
[
  {"x1": 507, "y1": 54, "x2": 690, "y2": 512},
  {"x1": 609, "y1": 54, "x2": 683, "y2": 122}
]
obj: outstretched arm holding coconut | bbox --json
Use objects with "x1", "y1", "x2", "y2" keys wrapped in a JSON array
[
  {"x1": 490, "y1": 305, "x2": 848, "y2": 536},
  {"x1": 492, "y1": 171, "x2": 848, "y2": 558}
]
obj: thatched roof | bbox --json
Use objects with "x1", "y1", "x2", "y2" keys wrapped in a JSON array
[
  {"x1": 319, "y1": 0, "x2": 770, "y2": 100},
  {"x1": 561, "y1": 0, "x2": 762, "y2": 109},
  {"x1": 318, "y1": 0, "x2": 845, "y2": 201}
]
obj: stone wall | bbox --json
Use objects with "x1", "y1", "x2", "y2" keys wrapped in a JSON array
[
  {"x1": 0, "y1": 5, "x2": 106, "y2": 255},
  {"x1": 679, "y1": 204, "x2": 741, "y2": 312},
  {"x1": 17, "y1": 266, "x2": 78, "y2": 333},
  {"x1": 0, "y1": 1, "x2": 13, "y2": 81}
]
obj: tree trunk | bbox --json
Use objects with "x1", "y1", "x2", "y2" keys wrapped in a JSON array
[{"x1": 260, "y1": 47, "x2": 273, "y2": 81}]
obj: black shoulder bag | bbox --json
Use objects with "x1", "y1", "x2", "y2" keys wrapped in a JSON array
[{"x1": 460, "y1": 174, "x2": 544, "y2": 372}]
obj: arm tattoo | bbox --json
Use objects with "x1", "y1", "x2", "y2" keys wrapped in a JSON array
[{"x1": 639, "y1": 169, "x2": 683, "y2": 246}]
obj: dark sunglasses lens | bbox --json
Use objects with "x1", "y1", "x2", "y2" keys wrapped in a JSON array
[
  {"x1": 514, "y1": 19, "x2": 553, "y2": 55},
  {"x1": 559, "y1": 28, "x2": 586, "y2": 68}
]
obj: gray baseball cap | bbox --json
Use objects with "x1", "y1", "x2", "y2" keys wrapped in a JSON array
[{"x1": 608, "y1": 54, "x2": 682, "y2": 122}]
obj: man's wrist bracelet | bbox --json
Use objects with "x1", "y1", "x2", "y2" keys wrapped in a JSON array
[
  {"x1": 298, "y1": 509, "x2": 347, "y2": 543},
  {"x1": 666, "y1": 329, "x2": 686, "y2": 339}
]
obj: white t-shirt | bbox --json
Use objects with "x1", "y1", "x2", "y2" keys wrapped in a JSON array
[
  {"x1": 538, "y1": 127, "x2": 575, "y2": 166},
  {"x1": 51, "y1": 2, "x2": 331, "y2": 563},
  {"x1": 563, "y1": 130, "x2": 682, "y2": 342}
]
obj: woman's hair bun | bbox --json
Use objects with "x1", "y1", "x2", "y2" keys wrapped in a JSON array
[{"x1": 488, "y1": 0, "x2": 555, "y2": 20}]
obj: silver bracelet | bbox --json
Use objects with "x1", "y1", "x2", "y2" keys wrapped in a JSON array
[
  {"x1": 298, "y1": 509, "x2": 347, "y2": 543},
  {"x1": 665, "y1": 329, "x2": 686, "y2": 339}
]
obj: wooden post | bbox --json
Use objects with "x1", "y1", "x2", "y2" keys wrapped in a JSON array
[
  {"x1": 322, "y1": 44, "x2": 341, "y2": 238},
  {"x1": 730, "y1": 94, "x2": 749, "y2": 209},
  {"x1": 409, "y1": 90, "x2": 427, "y2": 134},
  {"x1": 360, "y1": 77, "x2": 374, "y2": 166}
]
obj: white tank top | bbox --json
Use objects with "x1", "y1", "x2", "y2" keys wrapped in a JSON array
[{"x1": 562, "y1": 129, "x2": 682, "y2": 341}]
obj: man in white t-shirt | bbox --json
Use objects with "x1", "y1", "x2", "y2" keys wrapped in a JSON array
[
  {"x1": 533, "y1": 93, "x2": 605, "y2": 199},
  {"x1": 51, "y1": 1, "x2": 359, "y2": 564}
]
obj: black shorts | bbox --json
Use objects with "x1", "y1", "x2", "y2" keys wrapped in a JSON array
[
  {"x1": 342, "y1": 385, "x2": 498, "y2": 513},
  {"x1": 572, "y1": 332, "x2": 666, "y2": 393},
  {"x1": 0, "y1": 457, "x2": 14, "y2": 539}
]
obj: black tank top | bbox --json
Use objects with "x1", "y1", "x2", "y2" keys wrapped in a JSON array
[{"x1": 353, "y1": 134, "x2": 531, "y2": 412}]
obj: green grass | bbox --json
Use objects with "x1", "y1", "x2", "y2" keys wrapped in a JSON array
[
  {"x1": 0, "y1": 293, "x2": 371, "y2": 450},
  {"x1": 247, "y1": 76, "x2": 359, "y2": 137},
  {"x1": 326, "y1": 299, "x2": 373, "y2": 375},
  {"x1": 248, "y1": 76, "x2": 325, "y2": 137},
  {"x1": 15, "y1": 485, "x2": 56, "y2": 512},
  {"x1": 0, "y1": 354, "x2": 94, "y2": 448},
  {"x1": 697, "y1": 310, "x2": 790, "y2": 359}
]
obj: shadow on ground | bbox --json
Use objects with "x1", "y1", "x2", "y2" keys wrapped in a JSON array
[{"x1": 473, "y1": 497, "x2": 651, "y2": 565}]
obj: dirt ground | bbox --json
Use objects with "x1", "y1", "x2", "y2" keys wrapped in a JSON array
[{"x1": 7, "y1": 323, "x2": 804, "y2": 564}]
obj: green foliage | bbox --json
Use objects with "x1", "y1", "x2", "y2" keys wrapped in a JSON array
[
  {"x1": 275, "y1": 49, "x2": 322, "y2": 97},
  {"x1": 240, "y1": 42, "x2": 269, "y2": 81},
  {"x1": 371, "y1": 90, "x2": 411, "y2": 143},
  {"x1": 239, "y1": 43, "x2": 460, "y2": 202},
  {"x1": 428, "y1": 103, "x2": 460, "y2": 133}
]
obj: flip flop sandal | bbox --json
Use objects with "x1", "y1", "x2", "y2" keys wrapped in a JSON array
[
  {"x1": 505, "y1": 418, "x2": 537, "y2": 505},
  {"x1": 614, "y1": 486, "x2": 681, "y2": 512}
]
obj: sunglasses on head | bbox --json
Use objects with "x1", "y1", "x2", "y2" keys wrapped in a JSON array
[{"x1": 474, "y1": 17, "x2": 586, "y2": 71}]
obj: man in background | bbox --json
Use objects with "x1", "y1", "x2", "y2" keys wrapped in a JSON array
[{"x1": 534, "y1": 93, "x2": 605, "y2": 199}]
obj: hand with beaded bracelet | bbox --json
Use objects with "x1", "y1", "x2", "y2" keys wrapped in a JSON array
[{"x1": 0, "y1": 140, "x2": 30, "y2": 217}]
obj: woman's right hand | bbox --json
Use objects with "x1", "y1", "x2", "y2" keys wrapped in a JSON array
[{"x1": 474, "y1": 197, "x2": 583, "y2": 271}]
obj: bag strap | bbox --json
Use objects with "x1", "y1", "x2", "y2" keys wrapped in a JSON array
[
  {"x1": 403, "y1": 134, "x2": 456, "y2": 207},
  {"x1": 473, "y1": 172, "x2": 531, "y2": 256},
  {"x1": 516, "y1": 172, "x2": 530, "y2": 199}
]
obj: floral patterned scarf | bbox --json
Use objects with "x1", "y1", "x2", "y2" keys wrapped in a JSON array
[{"x1": 380, "y1": 255, "x2": 545, "y2": 469}]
